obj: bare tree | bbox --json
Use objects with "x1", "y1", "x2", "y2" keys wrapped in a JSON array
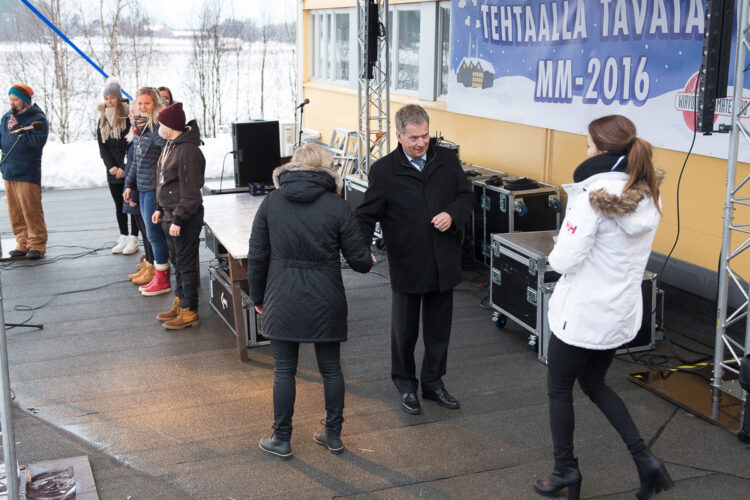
[
  {"x1": 122, "y1": 1, "x2": 153, "y2": 90},
  {"x1": 190, "y1": 0, "x2": 225, "y2": 137},
  {"x1": 8, "y1": 0, "x2": 93, "y2": 143}
]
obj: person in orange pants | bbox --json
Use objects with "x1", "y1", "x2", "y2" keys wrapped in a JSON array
[{"x1": 0, "y1": 84, "x2": 49, "y2": 259}]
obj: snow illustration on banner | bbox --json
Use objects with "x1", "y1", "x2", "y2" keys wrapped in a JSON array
[{"x1": 448, "y1": 0, "x2": 750, "y2": 162}]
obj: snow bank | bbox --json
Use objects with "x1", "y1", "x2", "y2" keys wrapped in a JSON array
[{"x1": 0, "y1": 133, "x2": 236, "y2": 191}]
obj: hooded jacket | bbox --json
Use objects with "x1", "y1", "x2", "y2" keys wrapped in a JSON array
[
  {"x1": 155, "y1": 120, "x2": 205, "y2": 226},
  {"x1": 547, "y1": 163, "x2": 663, "y2": 350},
  {"x1": 96, "y1": 101, "x2": 130, "y2": 184},
  {"x1": 356, "y1": 144, "x2": 474, "y2": 293},
  {"x1": 248, "y1": 163, "x2": 373, "y2": 343},
  {"x1": 0, "y1": 104, "x2": 49, "y2": 185}
]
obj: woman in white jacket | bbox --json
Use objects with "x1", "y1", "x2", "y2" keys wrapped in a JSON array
[{"x1": 534, "y1": 115, "x2": 673, "y2": 500}]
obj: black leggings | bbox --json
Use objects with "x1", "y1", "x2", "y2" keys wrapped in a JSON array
[
  {"x1": 270, "y1": 340, "x2": 344, "y2": 442},
  {"x1": 546, "y1": 334, "x2": 646, "y2": 467},
  {"x1": 107, "y1": 182, "x2": 139, "y2": 236},
  {"x1": 134, "y1": 214, "x2": 153, "y2": 263}
]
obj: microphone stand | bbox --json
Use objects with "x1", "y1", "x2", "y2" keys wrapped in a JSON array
[
  {"x1": 296, "y1": 101, "x2": 308, "y2": 149},
  {"x1": 0, "y1": 132, "x2": 44, "y2": 330}
]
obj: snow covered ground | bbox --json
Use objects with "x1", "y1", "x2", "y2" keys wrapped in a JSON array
[
  {"x1": 21, "y1": 133, "x2": 237, "y2": 191},
  {"x1": 0, "y1": 36, "x2": 297, "y2": 190}
]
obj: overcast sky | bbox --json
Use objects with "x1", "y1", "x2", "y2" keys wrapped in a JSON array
[{"x1": 149, "y1": 0, "x2": 295, "y2": 28}]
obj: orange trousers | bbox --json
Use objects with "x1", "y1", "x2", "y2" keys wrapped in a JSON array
[{"x1": 4, "y1": 180, "x2": 47, "y2": 254}]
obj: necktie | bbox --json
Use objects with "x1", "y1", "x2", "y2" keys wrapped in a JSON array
[{"x1": 412, "y1": 158, "x2": 425, "y2": 172}]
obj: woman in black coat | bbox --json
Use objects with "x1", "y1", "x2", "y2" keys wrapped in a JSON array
[
  {"x1": 249, "y1": 144, "x2": 373, "y2": 459},
  {"x1": 97, "y1": 78, "x2": 137, "y2": 254}
]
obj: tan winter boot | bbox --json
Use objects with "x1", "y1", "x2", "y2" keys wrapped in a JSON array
[
  {"x1": 132, "y1": 263, "x2": 154, "y2": 286},
  {"x1": 156, "y1": 297, "x2": 182, "y2": 322},
  {"x1": 163, "y1": 307, "x2": 200, "y2": 330},
  {"x1": 128, "y1": 260, "x2": 148, "y2": 280}
]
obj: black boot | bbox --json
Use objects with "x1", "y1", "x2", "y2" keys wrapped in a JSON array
[
  {"x1": 259, "y1": 434, "x2": 292, "y2": 459},
  {"x1": 633, "y1": 450, "x2": 673, "y2": 499},
  {"x1": 534, "y1": 458, "x2": 582, "y2": 499},
  {"x1": 313, "y1": 416, "x2": 344, "y2": 454}
]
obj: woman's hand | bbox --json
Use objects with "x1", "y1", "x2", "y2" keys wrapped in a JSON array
[
  {"x1": 115, "y1": 168, "x2": 125, "y2": 179},
  {"x1": 123, "y1": 188, "x2": 133, "y2": 203},
  {"x1": 152, "y1": 210, "x2": 162, "y2": 224},
  {"x1": 255, "y1": 304, "x2": 263, "y2": 314},
  {"x1": 109, "y1": 167, "x2": 118, "y2": 176},
  {"x1": 169, "y1": 223, "x2": 181, "y2": 237}
]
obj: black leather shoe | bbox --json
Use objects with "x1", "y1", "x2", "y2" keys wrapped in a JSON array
[
  {"x1": 422, "y1": 388, "x2": 460, "y2": 409},
  {"x1": 259, "y1": 435, "x2": 292, "y2": 459},
  {"x1": 26, "y1": 250, "x2": 42, "y2": 259},
  {"x1": 401, "y1": 392, "x2": 421, "y2": 415},
  {"x1": 8, "y1": 249, "x2": 26, "y2": 258},
  {"x1": 313, "y1": 425, "x2": 344, "y2": 455}
]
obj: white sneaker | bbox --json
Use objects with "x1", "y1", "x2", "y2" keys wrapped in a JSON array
[
  {"x1": 111, "y1": 234, "x2": 128, "y2": 254},
  {"x1": 122, "y1": 235, "x2": 139, "y2": 255}
]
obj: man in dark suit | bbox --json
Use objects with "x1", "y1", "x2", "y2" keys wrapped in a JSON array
[{"x1": 357, "y1": 104, "x2": 474, "y2": 414}]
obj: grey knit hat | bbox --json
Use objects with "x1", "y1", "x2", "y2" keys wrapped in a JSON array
[{"x1": 102, "y1": 77, "x2": 121, "y2": 99}]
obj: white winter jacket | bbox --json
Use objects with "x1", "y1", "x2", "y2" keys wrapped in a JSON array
[{"x1": 547, "y1": 170, "x2": 662, "y2": 350}]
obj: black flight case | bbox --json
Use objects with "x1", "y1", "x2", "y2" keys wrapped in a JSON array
[{"x1": 473, "y1": 177, "x2": 562, "y2": 266}]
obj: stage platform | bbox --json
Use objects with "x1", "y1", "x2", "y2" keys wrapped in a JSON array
[{"x1": 0, "y1": 185, "x2": 748, "y2": 499}]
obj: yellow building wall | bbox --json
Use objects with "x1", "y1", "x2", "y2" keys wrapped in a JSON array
[{"x1": 300, "y1": 4, "x2": 750, "y2": 277}]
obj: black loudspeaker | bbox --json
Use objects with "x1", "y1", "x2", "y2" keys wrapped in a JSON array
[
  {"x1": 697, "y1": 0, "x2": 735, "y2": 134},
  {"x1": 365, "y1": 1, "x2": 379, "y2": 79},
  {"x1": 232, "y1": 120, "x2": 280, "y2": 187}
]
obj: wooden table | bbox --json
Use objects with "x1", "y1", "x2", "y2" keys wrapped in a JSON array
[{"x1": 203, "y1": 193, "x2": 265, "y2": 361}]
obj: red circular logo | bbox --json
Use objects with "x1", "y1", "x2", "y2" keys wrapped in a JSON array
[{"x1": 681, "y1": 72, "x2": 718, "y2": 132}]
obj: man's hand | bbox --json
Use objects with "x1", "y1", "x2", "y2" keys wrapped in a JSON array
[
  {"x1": 431, "y1": 212, "x2": 453, "y2": 232},
  {"x1": 169, "y1": 223, "x2": 181, "y2": 237},
  {"x1": 151, "y1": 210, "x2": 162, "y2": 224},
  {"x1": 123, "y1": 188, "x2": 133, "y2": 204},
  {"x1": 369, "y1": 253, "x2": 377, "y2": 272},
  {"x1": 255, "y1": 304, "x2": 263, "y2": 314}
]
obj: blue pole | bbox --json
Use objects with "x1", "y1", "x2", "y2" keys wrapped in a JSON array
[{"x1": 20, "y1": 0, "x2": 133, "y2": 100}]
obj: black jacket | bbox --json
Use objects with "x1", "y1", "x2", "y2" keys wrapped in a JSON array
[
  {"x1": 248, "y1": 163, "x2": 373, "y2": 343},
  {"x1": 155, "y1": 120, "x2": 205, "y2": 226},
  {"x1": 356, "y1": 144, "x2": 474, "y2": 293},
  {"x1": 96, "y1": 101, "x2": 130, "y2": 184}
]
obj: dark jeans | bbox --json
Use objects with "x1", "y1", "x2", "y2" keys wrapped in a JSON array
[
  {"x1": 391, "y1": 289, "x2": 453, "y2": 394},
  {"x1": 134, "y1": 214, "x2": 153, "y2": 263},
  {"x1": 107, "y1": 182, "x2": 138, "y2": 236},
  {"x1": 162, "y1": 209, "x2": 203, "y2": 309},
  {"x1": 546, "y1": 334, "x2": 647, "y2": 467},
  {"x1": 270, "y1": 340, "x2": 344, "y2": 442}
]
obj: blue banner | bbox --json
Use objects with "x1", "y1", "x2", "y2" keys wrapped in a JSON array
[{"x1": 447, "y1": 0, "x2": 750, "y2": 161}]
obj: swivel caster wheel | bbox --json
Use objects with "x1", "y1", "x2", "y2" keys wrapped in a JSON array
[{"x1": 492, "y1": 312, "x2": 507, "y2": 328}]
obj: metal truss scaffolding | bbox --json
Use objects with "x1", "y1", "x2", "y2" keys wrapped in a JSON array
[
  {"x1": 356, "y1": 0, "x2": 390, "y2": 175},
  {"x1": 715, "y1": 0, "x2": 750, "y2": 391}
]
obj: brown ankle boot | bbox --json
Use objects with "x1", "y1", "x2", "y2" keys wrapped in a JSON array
[
  {"x1": 132, "y1": 263, "x2": 154, "y2": 285},
  {"x1": 157, "y1": 297, "x2": 182, "y2": 321},
  {"x1": 163, "y1": 307, "x2": 200, "y2": 330},
  {"x1": 128, "y1": 260, "x2": 148, "y2": 280}
]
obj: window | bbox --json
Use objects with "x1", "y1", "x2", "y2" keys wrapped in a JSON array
[
  {"x1": 438, "y1": 5, "x2": 451, "y2": 97},
  {"x1": 396, "y1": 9, "x2": 420, "y2": 91},
  {"x1": 310, "y1": 10, "x2": 351, "y2": 83}
]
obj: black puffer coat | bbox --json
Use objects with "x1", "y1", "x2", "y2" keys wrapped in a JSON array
[{"x1": 248, "y1": 163, "x2": 373, "y2": 343}]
